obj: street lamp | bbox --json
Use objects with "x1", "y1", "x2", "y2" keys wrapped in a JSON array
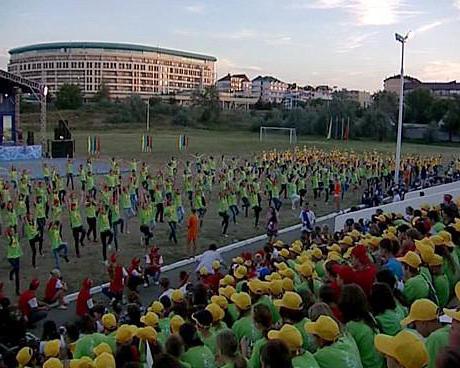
[{"x1": 394, "y1": 32, "x2": 410, "y2": 185}]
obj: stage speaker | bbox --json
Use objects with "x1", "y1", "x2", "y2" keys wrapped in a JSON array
[
  {"x1": 26, "y1": 131, "x2": 34, "y2": 146},
  {"x1": 51, "y1": 140, "x2": 74, "y2": 158}
]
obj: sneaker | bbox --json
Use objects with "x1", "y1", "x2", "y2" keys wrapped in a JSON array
[
  {"x1": 154, "y1": 281, "x2": 159, "y2": 286},
  {"x1": 57, "y1": 305, "x2": 68, "y2": 310},
  {"x1": 64, "y1": 257, "x2": 70, "y2": 263},
  {"x1": 143, "y1": 283, "x2": 149, "y2": 288}
]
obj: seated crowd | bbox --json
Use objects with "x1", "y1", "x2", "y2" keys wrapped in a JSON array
[{"x1": 2, "y1": 194, "x2": 460, "y2": 368}]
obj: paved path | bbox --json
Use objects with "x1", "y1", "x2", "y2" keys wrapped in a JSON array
[{"x1": 31, "y1": 216, "x2": 335, "y2": 336}]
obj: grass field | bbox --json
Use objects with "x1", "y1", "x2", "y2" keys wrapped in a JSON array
[{"x1": 1, "y1": 127, "x2": 459, "y2": 299}]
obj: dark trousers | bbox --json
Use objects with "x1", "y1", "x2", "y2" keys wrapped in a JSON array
[
  {"x1": 229, "y1": 205, "x2": 239, "y2": 224},
  {"x1": 140, "y1": 225, "x2": 153, "y2": 246},
  {"x1": 72, "y1": 226, "x2": 86, "y2": 256},
  {"x1": 168, "y1": 221, "x2": 177, "y2": 243},
  {"x1": 100, "y1": 230, "x2": 113, "y2": 261},
  {"x1": 66, "y1": 173, "x2": 74, "y2": 190},
  {"x1": 87, "y1": 217, "x2": 97, "y2": 241},
  {"x1": 8, "y1": 258, "x2": 20, "y2": 295},
  {"x1": 253, "y1": 206, "x2": 262, "y2": 227},
  {"x1": 37, "y1": 218, "x2": 46, "y2": 254},
  {"x1": 219, "y1": 212, "x2": 229, "y2": 234},
  {"x1": 155, "y1": 203, "x2": 164, "y2": 223},
  {"x1": 29, "y1": 234, "x2": 41, "y2": 268}
]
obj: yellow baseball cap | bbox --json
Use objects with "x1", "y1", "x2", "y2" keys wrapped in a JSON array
[
  {"x1": 281, "y1": 277, "x2": 294, "y2": 291},
  {"x1": 273, "y1": 240, "x2": 285, "y2": 248},
  {"x1": 248, "y1": 279, "x2": 268, "y2": 295},
  {"x1": 279, "y1": 267, "x2": 295, "y2": 279},
  {"x1": 199, "y1": 267, "x2": 208, "y2": 276},
  {"x1": 232, "y1": 256, "x2": 244, "y2": 265},
  {"x1": 69, "y1": 357, "x2": 94, "y2": 368},
  {"x1": 280, "y1": 248, "x2": 290, "y2": 258},
  {"x1": 170, "y1": 315, "x2": 185, "y2": 334},
  {"x1": 148, "y1": 301, "x2": 164, "y2": 314},
  {"x1": 295, "y1": 262, "x2": 313, "y2": 277},
  {"x1": 327, "y1": 251, "x2": 342, "y2": 262},
  {"x1": 374, "y1": 330, "x2": 428, "y2": 368},
  {"x1": 438, "y1": 231, "x2": 455, "y2": 247},
  {"x1": 429, "y1": 235, "x2": 444, "y2": 247},
  {"x1": 219, "y1": 275, "x2": 235, "y2": 287},
  {"x1": 339, "y1": 236, "x2": 353, "y2": 247},
  {"x1": 414, "y1": 241, "x2": 435, "y2": 263},
  {"x1": 273, "y1": 291, "x2": 303, "y2": 311},
  {"x1": 171, "y1": 289, "x2": 185, "y2": 303},
  {"x1": 268, "y1": 324, "x2": 303, "y2": 350},
  {"x1": 269, "y1": 279, "x2": 283, "y2": 295},
  {"x1": 116, "y1": 324, "x2": 138, "y2": 344},
  {"x1": 289, "y1": 242, "x2": 303, "y2": 255},
  {"x1": 397, "y1": 251, "x2": 422, "y2": 269},
  {"x1": 211, "y1": 295, "x2": 228, "y2": 310},
  {"x1": 94, "y1": 352, "x2": 115, "y2": 368},
  {"x1": 230, "y1": 292, "x2": 251, "y2": 310},
  {"x1": 305, "y1": 315, "x2": 340, "y2": 342},
  {"x1": 206, "y1": 303, "x2": 225, "y2": 322},
  {"x1": 44, "y1": 339, "x2": 60, "y2": 358},
  {"x1": 443, "y1": 308, "x2": 460, "y2": 322},
  {"x1": 212, "y1": 260, "x2": 221, "y2": 270},
  {"x1": 140, "y1": 312, "x2": 159, "y2": 327},
  {"x1": 136, "y1": 326, "x2": 157, "y2": 342},
  {"x1": 43, "y1": 358, "x2": 63, "y2": 368},
  {"x1": 311, "y1": 247, "x2": 323, "y2": 259},
  {"x1": 16, "y1": 347, "x2": 33, "y2": 367},
  {"x1": 93, "y1": 342, "x2": 112, "y2": 356},
  {"x1": 274, "y1": 262, "x2": 288, "y2": 270},
  {"x1": 265, "y1": 272, "x2": 281, "y2": 281},
  {"x1": 219, "y1": 285, "x2": 236, "y2": 300},
  {"x1": 401, "y1": 299, "x2": 439, "y2": 326},
  {"x1": 427, "y1": 254, "x2": 443, "y2": 267},
  {"x1": 327, "y1": 244, "x2": 341, "y2": 253},
  {"x1": 234, "y1": 265, "x2": 248, "y2": 279},
  {"x1": 101, "y1": 313, "x2": 117, "y2": 330}
]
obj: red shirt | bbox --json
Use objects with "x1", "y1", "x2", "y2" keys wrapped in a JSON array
[
  {"x1": 44, "y1": 277, "x2": 60, "y2": 302},
  {"x1": 109, "y1": 265, "x2": 125, "y2": 294},
  {"x1": 337, "y1": 264, "x2": 377, "y2": 297},
  {"x1": 76, "y1": 287, "x2": 92, "y2": 317},
  {"x1": 18, "y1": 290, "x2": 37, "y2": 318}
]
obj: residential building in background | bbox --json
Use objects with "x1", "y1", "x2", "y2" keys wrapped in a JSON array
[
  {"x1": 251, "y1": 75, "x2": 288, "y2": 103},
  {"x1": 7, "y1": 42, "x2": 217, "y2": 99},
  {"x1": 340, "y1": 89, "x2": 371, "y2": 108},
  {"x1": 216, "y1": 73, "x2": 252, "y2": 96},
  {"x1": 384, "y1": 75, "x2": 460, "y2": 99}
]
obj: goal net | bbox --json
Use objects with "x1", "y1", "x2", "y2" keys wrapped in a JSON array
[{"x1": 259, "y1": 126, "x2": 297, "y2": 144}]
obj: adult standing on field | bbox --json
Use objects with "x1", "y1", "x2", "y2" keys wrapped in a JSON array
[{"x1": 187, "y1": 208, "x2": 200, "y2": 257}]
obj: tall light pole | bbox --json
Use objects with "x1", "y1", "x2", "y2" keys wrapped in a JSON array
[
  {"x1": 394, "y1": 32, "x2": 410, "y2": 184},
  {"x1": 146, "y1": 98, "x2": 150, "y2": 132}
]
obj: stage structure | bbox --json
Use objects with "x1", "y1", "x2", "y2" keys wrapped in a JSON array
[{"x1": 0, "y1": 69, "x2": 47, "y2": 160}]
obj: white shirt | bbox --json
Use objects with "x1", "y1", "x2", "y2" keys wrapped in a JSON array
[
  {"x1": 195, "y1": 250, "x2": 224, "y2": 273},
  {"x1": 299, "y1": 209, "x2": 315, "y2": 232},
  {"x1": 159, "y1": 288, "x2": 174, "y2": 300}
]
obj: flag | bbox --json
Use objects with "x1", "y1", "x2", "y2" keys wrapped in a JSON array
[
  {"x1": 146, "y1": 341, "x2": 154, "y2": 368},
  {"x1": 326, "y1": 117, "x2": 332, "y2": 140}
]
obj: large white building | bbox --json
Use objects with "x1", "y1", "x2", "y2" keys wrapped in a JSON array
[
  {"x1": 216, "y1": 73, "x2": 252, "y2": 96},
  {"x1": 384, "y1": 75, "x2": 460, "y2": 99},
  {"x1": 251, "y1": 75, "x2": 288, "y2": 103},
  {"x1": 7, "y1": 42, "x2": 217, "y2": 99}
]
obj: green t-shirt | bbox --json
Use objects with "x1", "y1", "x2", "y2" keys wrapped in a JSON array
[
  {"x1": 248, "y1": 337, "x2": 267, "y2": 368},
  {"x1": 199, "y1": 330, "x2": 217, "y2": 355},
  {"x1": 98, "y1": 213, "x2": 110, "y2": 232},
  {"x1": 254, "y1": 295, "x2": 280, "y2": 324},
  {"x1": 345, "y1": 321, "x2": 385, "y2": 368},
  {"x1": 227, "y1": 304, "x2": 239, "y2": 323},
  {"x1": 232, "y1": 315, "x2": 262, "y2": 347},
  {"x1": 181, "y1": 345, "x2": 216, "y2": 368},
  {"x1": 295, "y1": 318, "x2": 316, "y2": 353},
  {"x1": 70, "y1": 209, "x2": 82, "y2": 228},
  {"x1": 426, "y1": 325, "x2": 450, "y2": 368},
  {"x1": 375, "y1": 307, "x2": 406, "y2": 336},
  {"x1": 74, "y1": 333, "x2": 115, "y2": 359},
  {"x1": 85, "y1": 203, "x2": 96, "y2": 219},
  {"x1": 313, "y1": 334, "x2": 363, "y2": 368},
  {"x1": 403, "y1": 274, "x2": 430, "y2": 305},
  {"x1": 48, "y1": 228, "x2": 62, "y2": 250},
  {"x1": 433, "y1": 274, "x2": 450, "y2": 308},
  {"x1": 24, "y1": 221, "x2": 39, "y2": 241},
  {"x1": 292, "y1": 351, "x2": 320, "y2": 368},
  {"x1": 7, "y1": 235, "x2": 22, "y2": 259}
]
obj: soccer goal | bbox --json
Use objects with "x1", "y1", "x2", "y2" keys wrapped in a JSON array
[{"x1": 259, "y1": 126, "x2": 297, "y2": 144}]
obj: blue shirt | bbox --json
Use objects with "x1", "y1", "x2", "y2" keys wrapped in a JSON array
[{"x1": 385, "y1": 258, "x2": 404, "y2": 281}]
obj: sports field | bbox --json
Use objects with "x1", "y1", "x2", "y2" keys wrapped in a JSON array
[{"x1": 1, "y1": 128, "x2": 459, "y2": 298}]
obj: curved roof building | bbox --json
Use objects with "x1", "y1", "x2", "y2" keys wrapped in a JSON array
[{"x1": 8, "y1": 42, "x2": 217, "y2": 99}]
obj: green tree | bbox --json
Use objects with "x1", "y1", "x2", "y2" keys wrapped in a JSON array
[
  {"x1": 55, "y1": 84, "x2": 83, "y2": 110},
  {"x1": 404, "y1": 88, "x2": 434, "y2": 124},
  {"x1": 93, "y1": 82, "x2": 110, "y2": 102},
  {"x1": 443, "y1": 97, "x2": 460, "y2": 142},
  {"x1": 429, "y1": 98, "x2": 449, "y2": 123},
  {"x1": 192, "y1": 86, "x2": 220, "y2": 123}
]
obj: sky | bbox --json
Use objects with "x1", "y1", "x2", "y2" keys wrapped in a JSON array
[{"x1": 1, "y1": 0, "x2": 460, "y2": 92}]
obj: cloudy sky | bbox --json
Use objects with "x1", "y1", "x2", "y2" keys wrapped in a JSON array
[{"x1": 1, "y1": 0, "x2": 459, "y2": 91}]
